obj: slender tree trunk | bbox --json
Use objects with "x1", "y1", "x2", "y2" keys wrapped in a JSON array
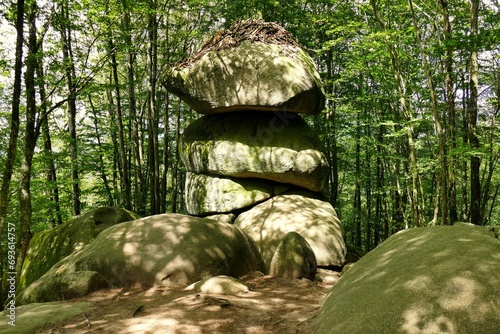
[
  {"x1": 365, "y1": 108, "x2": 372, "y2": 250},
  {"x1": 461, "y1": 73, "x2": 469, "y2": 220},
  {"x1": 89, "y1": 96, "x2": 114, "y2": 206},
  {"x1": 354, "y1": 110, "x2": 362, "y2": 247},
  {"x1": 440, "y1": 0, "x2": 458, "y2": 224},
  {"x1": 121, "y1": 1, "x2": 144, "y2": 214},
  {"x1": 171, "y1": 105, "x2": 182, "y2": 213},
  {"x1": 370, "y1": 0, "x2": 423, "y2": 227},
  {"x1": 161, "y1": 91, "x2": 170, "y2": 214},
  {"x1": 0, "y1": 0, "x2": 24, "y2": 308},
  {"x1": 106, "y1": 74, "x2": 120, "y2": 204},
  {"x1": 469, "y1": 0, "x2": 481, "y2": 224},
  {"x1": 17, "y1": 0, "x2": 39, "y2": 276},
  {"x1": 108, "y1": 37, "x2": 132, "y2": 210},
  {"x1": 59, "y1": 0, "x2": 81, "y2": 215},
  {"x1": 39, "y1": 76, "x2": 63, "y2": 226},
  {"x1": 147, "y1": 0, "x2": 160, "y2": 214},
  {"x1": 374, "y1": 111, "x2": 384, "y2": 246},
  {"x1": 480, "y1": 111, "x2": 499, "y2": 223},
  {"x1": 325, "y1": 49, "x2": 339, "y2": 206},
  {"x1": 37, "y1": 39, "x2": 62, "y2": 226},
  {"x1": 409, "y1": 0, "x2": 448, "y2": 225}
]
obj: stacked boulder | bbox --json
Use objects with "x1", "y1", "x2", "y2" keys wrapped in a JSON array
[{"x1": 166, "y1": 20, "x2": 347, "y2": 273}]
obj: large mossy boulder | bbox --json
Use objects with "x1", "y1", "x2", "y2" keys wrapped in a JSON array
[
  {"x1": 18, "y1": 207, "x2": 139, "y2": 292},
  {"x1": 164, "y1": 20, "x2": 325, "y2": 115},
  {"x1": 181, "y1": 112, "x2": 329, "y2": 192},
  {"x1": 313, "y1": 225, "x2": 500, "y2": 334},
  {"x1": 234, "y1": 190, "x2": 346, "y2": 268},
  {"x1": 185, "y1": 172, "x2": 276, "y2": 215},
  {"x1": 17, "y1": 214, "x2": 265, "y2": 304}
]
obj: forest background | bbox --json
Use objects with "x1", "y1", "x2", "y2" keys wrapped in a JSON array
[{"x1": 0, "y1": 0, "x2": 499, "y2": 295}]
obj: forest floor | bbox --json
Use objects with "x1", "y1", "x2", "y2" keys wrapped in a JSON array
[{"x1": 34, "y1": 269, "x2": 341, "y2": 334}]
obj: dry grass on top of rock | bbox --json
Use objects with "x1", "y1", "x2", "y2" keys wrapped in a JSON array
[{"x1": 177, "y1": 19, "x2": 302, "y2": 69}]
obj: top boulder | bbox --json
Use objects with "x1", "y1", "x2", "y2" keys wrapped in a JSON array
[{"x1": 164, "y1": 20, "x2": 325, "y2": 115}]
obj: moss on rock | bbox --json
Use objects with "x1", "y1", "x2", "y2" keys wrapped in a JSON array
[
  {"x1": 185, "y1": 172, "x2": 278, "y2": 215},
  {"x1": 17, "y1": 213, "x2": 266, "y2": 304},
  {"x1": 165, "y1": 40, "x2": 325, "y2": 115},
  {"x1": 0, "y1": 301, "x2": 93, "y2": 334},
  {"x1": 19, "y1": 207, "x2": 139, "y2": 292},
  {"x1": 269, "y1": 231, "x2": 317, "y2": 280},
  {"x1": 181, "y1": 112, "x2": 329, "y2": 192},
  {"x1": 313, "y1": 225, "x2": 500, "y2": 334}
]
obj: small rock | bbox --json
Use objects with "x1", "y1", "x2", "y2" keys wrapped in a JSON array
[
  {"x1": 186, "y1": 275, "x2": 249, "y2": 294},
  {"x1": 270, "y1": 232, "x2": 317, "y2": 280}
]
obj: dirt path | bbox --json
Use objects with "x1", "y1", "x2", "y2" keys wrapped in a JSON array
[{"x1": 34, "y1": 270, "x2": 340, "y2": 334}]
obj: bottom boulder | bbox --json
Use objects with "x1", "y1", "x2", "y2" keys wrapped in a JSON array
[
  {"x1": 313, "y1": 225, "x2": 500, "y2": 334},
  {"x1": 235, "y1": 190, "x2": 346, "y2": 268},
  {"x1": 18, "y1": 214, "x2": 265, "y2": 304}
]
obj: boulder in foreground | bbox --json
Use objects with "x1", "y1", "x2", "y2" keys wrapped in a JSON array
[
  {"x1": 18, "y1": 214, "x2": 265, "y2": 304},
  {"x1": 19, "y1": 207, "x2": 139, "y2": 292},
  {"x1": 313, "y1": 225, "x2": 500, "y2": 334}
]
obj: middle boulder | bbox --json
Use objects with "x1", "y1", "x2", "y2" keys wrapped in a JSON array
[{"x1": 180, "y1": 112, "x2": 329, "y2": 194}]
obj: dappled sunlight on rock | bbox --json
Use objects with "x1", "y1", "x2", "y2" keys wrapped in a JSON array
[
  {"x1": 180, "y1": 112, "x2": 329, "y2": 192},
  {"x1": 401, "y1": 304, "x2": 457, "y2": 334},
  {"x1": 17, "y1": 214, "x2": 265, "y2": 304},
  {"x1": 404, "y1": 275, "x2": 433, "y2": 292},
  {"x1": 165, "y1": 36, "x2": 324, "y2": 115},
  {"x1": 236, "y1": 190, "x2": 346, "y2": 269},
  {"x1": 313, "y1": 225, "x2": 500, "y2": 334},
  {"x1": 437, "y1": 276, "x2": 480, "y2": 311},
  {"x1": 18, "y1": 207, "x2": 139, "y2": 293}
]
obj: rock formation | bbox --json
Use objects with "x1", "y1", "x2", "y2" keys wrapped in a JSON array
[
  {"x1": 18, "y1": 21, "x2": 347, "y2": 305},
  {"x1": 166, "y1": 19, "x2": 347, "y2": 274}
]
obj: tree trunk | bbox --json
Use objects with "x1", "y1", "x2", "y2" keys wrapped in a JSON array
[
  {"x1": 147, "y1": 0, "x2": 160, "y2": 214},
  {"x1": 106, "y1": 74, "x2": 120, "y2": 204},
  {"x1": 370, "y1": 0, "x2": 423, "y2": 227},
  {"x1": 17, "y1": 0, "x2": 39, "y2": 275},
  {"x1": 354, "y1": 110, "x2": 362, "y2": 247},
  {"x1": 89, "y1": 96, "x2": 114, "y2": 206},
  {"x1": 440, "y1": 0, "x2": 458, "y2": 224},
  {"x1": 121, "y1": 0, "x2": 144, "y2": 214},
  {"x1": 461, "y1": 73, "x2": 469, "y2": 220},
  {"x1": 469, "y1": 0, "x2": 481, "y2": 225},
  {"x1": 161, "y1": 91, "x2": 170, "y2": 213},
  {"x1": 108, "y1": 37, "x2": 132, "y2": 210},
  {"x1": 325, "y1": 49, "x2": 339, "y2": 206},
  {"x1": 408, "y1": 0, "x2": 448, "y2": 225},
  {"x1": 0, "y1": 0, "x2": 24, "y2": 308},
  {"x1": 374, "y1": 112, "x2": 384, "y2": 246},
  {"x1": 364, "y1": 108, "x2": 372, "y2": 250},
  {"x1": 171, "y1": 105, "x2": 182, "y2": 213},
  {"x1": 59, "y1": 0, "x2": 81, "y2": 215},
  {"x1": 38, "y1": 90, "x2": 63, "y2": 226}
]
